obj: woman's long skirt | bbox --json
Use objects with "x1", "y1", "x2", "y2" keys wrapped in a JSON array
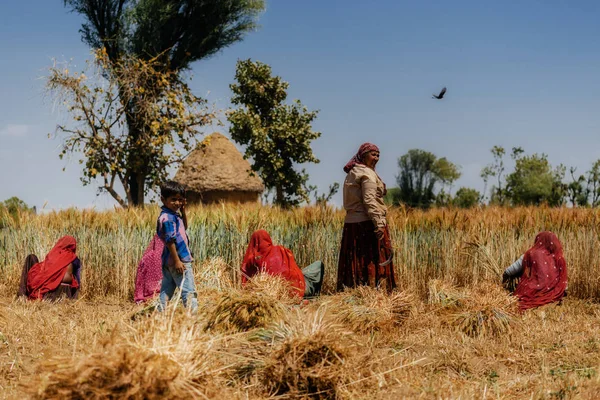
[
  {"x1": 336, "y1": 220, "x2": 396, "y2": 293},
  {"x1": 134, "y1": 234, "x2": 164, "y2": 304}
]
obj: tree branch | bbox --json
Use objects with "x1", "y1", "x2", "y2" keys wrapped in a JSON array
[{"x1": 103, "y1": 171, "x2": 127, "y2": 208}]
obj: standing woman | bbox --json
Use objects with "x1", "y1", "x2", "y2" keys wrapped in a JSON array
[{"x1": 337, "y1": 143, "x2": 396, "y2": 292}]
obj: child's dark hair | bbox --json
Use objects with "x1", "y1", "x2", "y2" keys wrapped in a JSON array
[{"x1": 160, "y1": 180, "x2": 186, "y2": 199}]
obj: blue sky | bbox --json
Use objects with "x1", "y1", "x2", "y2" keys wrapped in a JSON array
[{"x1": 1, "y1": 1, "x2": 600, "y2": 210}]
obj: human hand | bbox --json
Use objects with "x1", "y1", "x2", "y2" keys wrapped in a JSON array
[
  {"x1": 175, "y1": 260, "x2": 186, "y2": 274},
  {"x1": 375, "y1": 226, "x2": 385, "y2": 241},
  {"x1": 180, "y1": 198, "x2": 187, "y2": 213}
]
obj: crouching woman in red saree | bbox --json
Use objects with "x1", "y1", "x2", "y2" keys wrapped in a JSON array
[
  {"x1": 17, "y1": 236, "x2": 82, "y2": 301},
  {"x1": 502, "y1": 231, "x2": 567, "y2": 311},
  {"x1": 241, "y1": 230, "x2": 325, "y2": 299}
]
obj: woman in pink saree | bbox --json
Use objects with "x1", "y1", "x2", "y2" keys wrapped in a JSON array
[{"x1": 134, "y1": 235, "x2": 164, "y2": 304}]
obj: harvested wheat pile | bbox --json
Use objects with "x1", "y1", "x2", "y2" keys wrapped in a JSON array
[
  {"x1": 260, "y1": 308, "x2": 355, "y2": 399},
  {"x1": 26, "y1": 310, "x2": 224, "y2": 399},
  {"x1": 264, "y1": 335, "x2": 346, "y2": 399},
  {"x1": 326, "y1": 286, "x2": 413, "y2": 334},
  {"x1": 244, "y1": 272, "x2": 299, "y2": 304},
  {"x1": 450, "y1": 282, "x2": 518, "y2": 338},
  {"x1": 203, "y1": 290, "x2": 286, "y2": 333},
  {"x1": 196, "y1": 257, "x2": 235, "y2": 291},
  {"x1": 28, "y1": 344, "x2": 184, "y2": 399},
  {"x1": 427, "y1": 279, "x2": 465, "y2": 309}
]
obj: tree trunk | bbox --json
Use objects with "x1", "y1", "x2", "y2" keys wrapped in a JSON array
[
  {"x1": 124, "y1": 101, "x2": 147, "y2": 207},
  {"x1": 128, "y1": 173, "x2": 145, "y2": 206},
  {"x1": 275, "y1": 185, "x2": 284, "y2": 207}
]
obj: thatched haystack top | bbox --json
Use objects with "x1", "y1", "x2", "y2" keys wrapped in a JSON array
[{"x1": 175, "y1": 133, "x2": 264, "y2": 193}]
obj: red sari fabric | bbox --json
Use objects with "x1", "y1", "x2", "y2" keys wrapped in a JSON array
[
  {"x1": 241, "y1": 230, "x2": 306, "y2": 297},
  {"x1": 27, "y1": 236, "x2": 79, "y2": 300},
  {"x1": 514, "y1": 231, "x2": 567, "y2": 311}
]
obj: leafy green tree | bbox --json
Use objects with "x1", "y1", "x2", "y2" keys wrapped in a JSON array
[
  {"x1": 228, "y1": 59, "x2": 321, "y2": 208},
  {"x1": 452, "y1": 187, "x2": 481, "y2": 208},
  {"x1": 1, "y1": 197, "x2": 32, "y2": 213},
  {"x1": 48, "y1": 50, "x2": 214, "y2": 208},
  {"x1": 0, "y1": 197, "x2": 34, "y2": 221},
  {"x1": 396, "y1": 149, "x2": 461, "y2": 209},
  {"x1": 566, "y1": 167, "x2": 589, "y2": 207},
  {"x1": 60, "y1": 0, "x2": 265, "y2": 205},
  {"x1": 481, "y1": 145, "x2": 513, "y2": 205},
  {"x1": 585, "y1": 160, "x2": 600, "y2": 207},
  {"x1": 383, "y1": 187, "x2": 401, "y2": 206},
  {"x1": 434, "y1": 157, "x2": 462, "y2": 207},
  {"x1": 505, "y1": 152, "x2": 565, "y2": 206},
  {"x1": 435, "y1": 157, "x2": 462, "y2": 189}
]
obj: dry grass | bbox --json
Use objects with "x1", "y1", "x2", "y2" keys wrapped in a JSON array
[
  {"x1": 21, "y1": 302, "x2": 242, "y2": 400},
  {"x1": 324, "y1": 286, "x2": 413, "y2": 334},
  {"x1": 200, "y1": 273, "x2": 296, "y2": 334},
  {"x1": 4, "y1": 205, "x2": 600, "y2": 398},
  {"x1": 195, "y1": 256, "x2": 235, "y2": 291},
  {"x1": 202, "y1": 290, "x2": 286, "y2": 334},
  {"x1": 243, "y1": 272, "x2": 299, "y2": 305},
  {"x1": 4, "y1": 205, "x2": 600, "y2": 300},
  {"x1": 428, "y1": 278, "x2": 466, "y2": 309},
  {"x1": 259, "y1": 307, "x2": 358, "y2": 399},
  {"x1": 3, "y1": 286, "x2": 600, "y2": 399},
  {"x1": 28, "y1": 342, "x2": 188, "y2": 399},
  {"x1": 450, "y1": 282, "x2": 519, "y2": 338}
]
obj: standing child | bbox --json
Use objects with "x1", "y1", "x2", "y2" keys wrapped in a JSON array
[{"x1": 156, "y1": 181, "x2": 198, "y2": 313}]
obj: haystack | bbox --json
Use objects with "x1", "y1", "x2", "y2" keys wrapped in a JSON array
[{"x1": 174, "y1": 133, "x2": 264, "y2": 204}]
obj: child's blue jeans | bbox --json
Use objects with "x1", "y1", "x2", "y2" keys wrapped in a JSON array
[{"x1": 159, "y1": 262, "x2": 198, "y2": 313}]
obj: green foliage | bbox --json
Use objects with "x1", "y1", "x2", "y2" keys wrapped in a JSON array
[
  {"x1": 479, "y1": 145, "x2": 600, "y2": 208},
  {"x1": 505, "y1": 152, "x2": 565, "y2": 206},
  {"x1": 47, "y1": 50, "x2": 216, "y2": 208},
  {"x1": 396, "y1": 149, "x2": 461, "y2": 209},
  {"x1": 60, "y1": 0, "x2": 265, "y2": 205},
  {"x1": 481, "y1": 145, "x2": 508, "y2": 205},
  {"x1": 0, "y1": 197, "x2": 34, "y2": 226},
  {"x1": 311, "y1": 183, "x2": 340, "y2": 206},
  {"x1": 1, "y1": 197, "x2": 33, "y2": 215},
  {"x1": 585, "y1": 160, "x2": 600, "y2": 207},
  {"x1": 64, "y1": 0, "x2": 265, "y2": 70},
  {"x1": 566, "y1": 167, "x2": 589, "y2": 207},
  {"x1": 435, "y1": 157, "x2": 462, "y2": 185},
  {"x1": 128, "y1": 0, "x2": 265, "y2": 70},
  {"x1": 434, "y1": 190, "x2": 453, "y2": 207},
  {"x1": 452, "y1": 187, "x2": 481, "y2": 209},
  {"x1": 384, "y1": 187, "x2": 401, "y2": 206},
  {"x1": 228, "y1": 59, "x2": 321, "y2": 208}
]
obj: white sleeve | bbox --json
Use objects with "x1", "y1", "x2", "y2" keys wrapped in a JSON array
[{"x1": 504, "y1": 254, "x2": 524, "y2": 277}]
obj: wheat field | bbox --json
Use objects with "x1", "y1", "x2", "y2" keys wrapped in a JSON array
[{"x1": 2, "y1": 205, "x2": 600, "y2": 399}]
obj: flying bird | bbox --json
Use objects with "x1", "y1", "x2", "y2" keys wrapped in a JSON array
[{"x1": 432, "y1": 87, "x2": 447, "y2": 99}]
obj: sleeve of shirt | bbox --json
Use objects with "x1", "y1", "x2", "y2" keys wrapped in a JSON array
[
  {"x1": 504, "y1": 254, "x2": 524, "y2": 277},
  {"x1": 160, "y1": 216, "x2": 177, "y2": 244},
  {"x1": 360, "y1": 173, "x2": 387, "y2": 229},
  {"x1": 72, "y1": 257, "x2": 81, "y2": 285}
]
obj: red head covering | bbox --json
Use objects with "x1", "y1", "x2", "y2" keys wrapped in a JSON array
[
  {"x1": 27, "y1": 236, "x2": 79, "y2": 300},
  {"x1": 343, "y1": 143, "x2": 380, "y2": 173},
  {"x1": 513, "y1": 231, "x2": 567, "y2": 311},
  {"x1": 241, "y1": 230, "x2": 306, "y2": 297}
]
